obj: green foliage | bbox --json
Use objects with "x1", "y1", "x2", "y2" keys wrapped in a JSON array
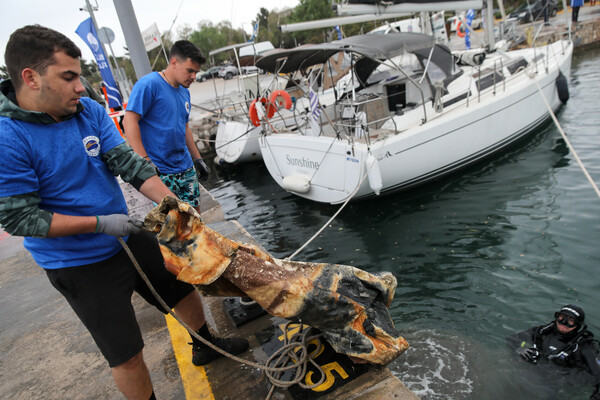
[
  {"x1": 284, "y1": 0, "x2": 336, "y2": 46},
  {"x1": 189, "y1": 21, "x2": 246, "y2": 66}
]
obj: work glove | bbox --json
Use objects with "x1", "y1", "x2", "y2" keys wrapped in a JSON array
[
  {"x1": 194, "y1": 158, "x2": 209, "y2": 181},
  {"x1": 96, "y1": 214, "x2": 144, "y2": 237},
  {"x1": 517, "y1": 347, "x2": 540, "y2": 362}
]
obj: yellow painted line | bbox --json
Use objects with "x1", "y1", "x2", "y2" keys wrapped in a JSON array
[{"x1": 165, "y1": 314, "x2": 215, "y2": 400}]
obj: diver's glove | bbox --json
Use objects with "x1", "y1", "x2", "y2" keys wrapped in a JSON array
[
  {"x1": 95, "y1": 214, "x2": 144, "y2": 237},
  {"x1": 590, "y1": 384, "x2": 600, "y2": 400},
  {"x1": 194, "y1": 158, "x2": 210, "y2": 181},
  {"x1": 517, "y1": 347, "x2": 540, "y2": 362}
]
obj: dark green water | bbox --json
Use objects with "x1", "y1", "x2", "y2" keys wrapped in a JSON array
[{"x1": 204, "y1": 47, "x2": 600, "y2": 399}]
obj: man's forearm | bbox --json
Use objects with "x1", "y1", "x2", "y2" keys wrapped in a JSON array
[
  {"x1": 185, "y1": 124, "x2": 202, "y2": 160},
  {"x1": 122, "y1": 112, "x2": 148, "y2": 157},
  {"x1": 46, "y1": 213, "x2": 98, "y2": 237},
  {"x1": 139, "y1": 175, "x2": 176, "y2": 204}
]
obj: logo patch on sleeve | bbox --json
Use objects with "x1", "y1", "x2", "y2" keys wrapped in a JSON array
[{"x1": 83, "y1": 136, "x2": 101, "y2": 157}]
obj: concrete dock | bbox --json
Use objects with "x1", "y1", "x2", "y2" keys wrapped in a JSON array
[{"x1": 0, "y1": 182, "x2": 419, "y2": 400}]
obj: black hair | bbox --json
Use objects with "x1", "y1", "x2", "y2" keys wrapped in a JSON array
[
  {"x1": 4, "y1": 25, "x2": 82, "y2": 90},
  {"x1": 169, "y1": 40, "x2": 206, "y2": 66}
]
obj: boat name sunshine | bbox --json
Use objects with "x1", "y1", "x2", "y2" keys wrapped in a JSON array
[{"x1": 286, "y1": 154, "x2": 320, "y2": 170}]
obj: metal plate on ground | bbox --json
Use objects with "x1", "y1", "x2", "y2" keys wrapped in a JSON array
[
  {"x1": 255, "y1": 318, "x2": 370, "y2": 400},
  {"x1": 223, "y1": 297, "x2": 268, "y2": 327}
]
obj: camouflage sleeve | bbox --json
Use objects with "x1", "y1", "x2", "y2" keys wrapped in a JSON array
[
  {"x1": 103, "y1": 142, "x2": 157, "y2": 190},
  {"x1": 0, "y1": 192, "x2": 53, "y2": 237}
]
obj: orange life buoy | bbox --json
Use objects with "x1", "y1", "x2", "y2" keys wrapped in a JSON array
[
  {"x1": 248, "y1": 97, "x2": 268, "y2": 127},
  {"x1": 456, "y1": 20, "x2": 465, "y2": 38},
  {"x1": 268, "y1": 90, "x2": 293, "y2": 110}
]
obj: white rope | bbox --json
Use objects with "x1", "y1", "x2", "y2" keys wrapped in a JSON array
[
  {"x1": 117, "y1": 237, "x2": 325, "y2": 399},
  {"x1": 534, "y1": 79, "x2": 600, "y2": 198},
  {"x1": 287, "y1": 157, "x2": 375, "y2": 261}
]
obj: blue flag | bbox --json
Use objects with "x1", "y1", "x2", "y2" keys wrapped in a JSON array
[
  {"x1": 76, "y1": 18, "x2": 122, "y2": 108},
  {"x1": 335, "y1": 25, "x2": 342, "y2": 40}
]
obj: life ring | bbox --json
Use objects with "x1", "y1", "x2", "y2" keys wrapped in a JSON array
[
  {"x1": 268, "y1": 90, "x2": 293, "y2": 110},
  {"x1": 456, "y1": 20, "x2": 465, "y2": 38},
  {"x1": 249, "y1": 97, "x2": 268, "y2": 127}
]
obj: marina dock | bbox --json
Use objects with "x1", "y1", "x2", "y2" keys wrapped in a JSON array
[{"x1": 0, "y1": 182, "x2": 419, "y2": 399}]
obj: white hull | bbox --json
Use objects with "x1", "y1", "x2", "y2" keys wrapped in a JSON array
[
  {"x1": 259, "y1": 40, "x2": 573, "y2": 204},
  {"x1": 215, "y1": 121, "x2": 262, "y2": 164}
]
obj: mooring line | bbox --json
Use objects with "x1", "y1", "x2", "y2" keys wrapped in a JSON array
[
  {"x1": 117, "y1": 237, "x2": 325, "y2": 399},
  {"x1": 535, "y1": 78, "x2": 600, "y2": 198}
]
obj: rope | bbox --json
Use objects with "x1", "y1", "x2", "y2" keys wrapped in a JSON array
[
  {"x1": 117, "y1": 237, "x2": 325, "y2": 399},
  {"x1": 534, "y1": 79, "x2": 600, "y2": 198},
  {"x1": 287, "y1": 157, "x2": 375, "y2": 261}
]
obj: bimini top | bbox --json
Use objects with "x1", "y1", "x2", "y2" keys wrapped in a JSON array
[{"x1": 256, "y1": 33, "x2": 435, "y2": 74}]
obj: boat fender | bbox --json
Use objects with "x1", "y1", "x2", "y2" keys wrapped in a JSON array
[
  {"x1": 366, "y1": 154, "x2": 383, "y2": 196},
  {"x1": 281, "y1": 175, "x2": 310, "y2": 193},
  {"x1": 249, "y1": 97, "x2": 268, "y2": 127},
  {"x1": 269, "y1": 90, "x2": 293, "y2": 110},
  {"x1": 456, "y1": 20, "x2": 466, "y2": 38},
  {"x1": 556, "y1": 70, "x2": 569, "y2": 104}
]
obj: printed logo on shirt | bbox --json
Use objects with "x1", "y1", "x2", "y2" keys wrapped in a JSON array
[
  {"x1": 185, "y1": 101, "x2": 191, "y2": 114},
  {"x1": 83, "y1": 136, "x2": 101, "y2": 157}
]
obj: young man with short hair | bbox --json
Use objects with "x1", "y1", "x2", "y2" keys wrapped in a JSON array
[
  {"x1": 0, "y1": 25, "x2": 247, "y2": 400},
  {"x1": 123, "y1": 40, "x2": 210, "y2": 214}
]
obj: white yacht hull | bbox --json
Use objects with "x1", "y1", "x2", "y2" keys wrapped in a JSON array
[
  {"x1": 215, "y1": 121, "x2": 262, "y2": 164},
  {"x1": 259, "y1": 40, "x2": 573, "y2": 204}
]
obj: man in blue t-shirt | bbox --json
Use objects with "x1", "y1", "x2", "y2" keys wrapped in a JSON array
[
  {"x1": 0, "y1": 25, "x2": 247, "y2": 400},
  {"x1": 123, "y1": 40, "x2": 210, "y2": 214}
]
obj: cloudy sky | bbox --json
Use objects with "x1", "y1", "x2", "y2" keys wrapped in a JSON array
[{"x1": 1, "y1": 0, "x2": 299, "y2": 66}]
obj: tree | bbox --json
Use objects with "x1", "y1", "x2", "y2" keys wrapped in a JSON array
[
  {"x1": 284, "y1": 0, "x2": 336, "y2": 45},
  {"x1": 188, "y1": 21, "x2": 246, "y2": 66}
]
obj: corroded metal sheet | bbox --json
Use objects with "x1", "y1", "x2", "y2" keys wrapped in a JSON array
[{"x1": 145, "y1": 197, "x2": 409, "y2": 365}]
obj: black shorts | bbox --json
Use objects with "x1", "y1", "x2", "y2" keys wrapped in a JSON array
[{"x1": 45, "y1": 230, "x2": 194, "y2": 367}]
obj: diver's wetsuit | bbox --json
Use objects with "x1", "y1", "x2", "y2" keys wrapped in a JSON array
[{"x1": 510, "y1": 322, "x2": 600, "y2": 397}]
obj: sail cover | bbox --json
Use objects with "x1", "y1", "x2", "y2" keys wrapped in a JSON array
[
  {"x1": 257, "y1": 33, "x2": 434, "y2": 74},
  {"x1": 144, "y1": 197, "x2": 409, "y2": 365}
]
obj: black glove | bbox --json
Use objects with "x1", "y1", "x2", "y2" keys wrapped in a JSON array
[
  {"x1": 96, "y1": 214, "x2": 144, "y2": 237},
  {"x1": 194, "y1": 158, "x2": 209, "y2": 181},
  {"x1": 517, "y1": 347, "x2": 540, "y2": 362},
  {"x1": 590, "y1": 384, "x2": 600, "y2": 400}
]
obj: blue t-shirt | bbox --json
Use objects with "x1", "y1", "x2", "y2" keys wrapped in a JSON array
[
  {"x1": 126, "y1": 72, "x2": 193, "y2": 174},
  {"x1": 0, "y1": 97, "x2": 128, "y2": 269}
]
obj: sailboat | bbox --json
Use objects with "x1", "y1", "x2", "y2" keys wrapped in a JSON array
[{"x1": 253, "y1": 31, "x2": 572, "y2": 204}]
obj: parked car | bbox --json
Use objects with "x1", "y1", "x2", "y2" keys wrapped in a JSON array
[
  {"x1": 218, "y1": 64, "x2": 239, "y2": 80},
  {"x1": 196, "y1": 66, "x2": 223, "y2": 82},
  {"x1": 240, "y1": 65, "x2": 262, "y2": 75},
  {"x1": 509, "y1": 0, "x2": 558, "y2": 23}
]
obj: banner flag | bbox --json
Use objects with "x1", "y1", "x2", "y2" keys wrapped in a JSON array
[
  {"x1": 142, "y1": 23, "x2": 162, "y2": 52},
  {"x1": 76, "y1": 18, "x2": 122, "y2": 108},
  {"x1": 248, "y1": 21, "x2": 259, "y2": 42}
]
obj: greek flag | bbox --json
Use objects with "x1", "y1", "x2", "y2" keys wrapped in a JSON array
[
  {"x1": 76, "y1": 18, "x2": 122, "y2": 109},
  {"x1": 308, "y1": 88, "x2": 322, "y2": 136}
]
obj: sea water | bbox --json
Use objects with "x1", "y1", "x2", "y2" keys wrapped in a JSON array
[{"x1": 203, "y1": 46, "x2": 600, "y2": 399}]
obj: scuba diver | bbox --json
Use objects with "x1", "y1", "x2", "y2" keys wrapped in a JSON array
[{"x1": 511, "y1": 305, "x2": 600, "y2": 399}]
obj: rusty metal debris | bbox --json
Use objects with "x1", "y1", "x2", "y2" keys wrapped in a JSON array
[{"x1": 145, "y1": 197, "x2": 409, "y2": 365}]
